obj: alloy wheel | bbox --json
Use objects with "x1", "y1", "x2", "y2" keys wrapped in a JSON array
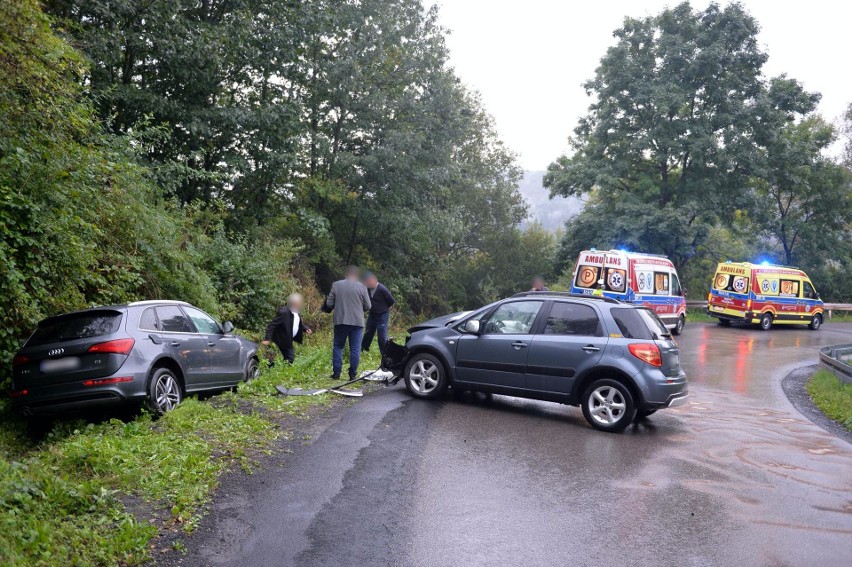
[
  {"x1": 408, "y1": 359, "x2": 439, "y2": 394},
  {"x1": 155, "y1": 374, "x2": 181, "y2": 412},
  {"x1": 587, "y1": 385, "x2": 627, "y2": 425}
]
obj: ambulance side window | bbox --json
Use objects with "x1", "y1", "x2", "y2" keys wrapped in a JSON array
[
  {"x1": 671, "y1": 273, "x2": 683, "y2": 297},
  {"x1": 654, "y1": 272, "x2": 670, "y2": 295},
  {"x1": 779, "y1": 279, "x2": 800, "y2": 297}
]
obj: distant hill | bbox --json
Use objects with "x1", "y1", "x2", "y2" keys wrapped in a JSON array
[{"x1": 517, "y1": 171, "x2": 583, "y2": 231}]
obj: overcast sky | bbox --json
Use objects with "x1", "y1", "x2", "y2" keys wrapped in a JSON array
[{"x1": 431, "y1": 0, "x2": 852, "y2": 171}]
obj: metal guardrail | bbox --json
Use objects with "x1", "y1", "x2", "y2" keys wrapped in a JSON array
[
  {"x1": 685, "y1": 300, "x2": 852, "y2": 318},
  {"x1": 819, "y1": 344, "x2": 852, "y2": 384}
]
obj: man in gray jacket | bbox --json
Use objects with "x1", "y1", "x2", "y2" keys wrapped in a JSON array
[{"x1": 326, "y1": 265, "x2": 372, "y2": 380}]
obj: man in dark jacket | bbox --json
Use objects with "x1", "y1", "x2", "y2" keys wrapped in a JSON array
[
  {"x1": 361, "y1": 272, "x2": 395, "y2": 354},
  {"x1": 262, "y1": 293, "x2": 312, "y2": 363}
]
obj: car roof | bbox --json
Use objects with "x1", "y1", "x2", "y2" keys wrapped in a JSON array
[
  {"x1": 510, "y1": 291, "x2": 622, "y2": 305},
  {"x1": 127, "y1": 299, "x2": 191, "y2": 307},
  {"x1": 39, "y1": 300, "x2": 191, "y2": 321}
]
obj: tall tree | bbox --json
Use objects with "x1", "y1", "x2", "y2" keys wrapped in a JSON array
[
  {"x1": 544, "y1": 2, "x2": 817, "y2": 267},
  {"x1": 751, "y1": 116, "x2": 851, "y2": 265}
]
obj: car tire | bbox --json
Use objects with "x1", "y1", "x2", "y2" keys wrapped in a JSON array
[
  {"x1": 672, "y1": 315, "x2": 685, "y2": 336},
  {"x1": 581, "y1": 378, "x2": 636, "y2": 432},
  {"x1": 245, "y1": 357, "x2": 260, "y2": 382},
  {"x1": 759, "y1": 312, "x2": 773, "y2": 331},
  {"x1": 404, "y1": 353, "x2": 448, "y2": 400},
  {"x1": 808, "y1": 314, "x2": 822, "y2": 331},
  {"x1": 147, "y1": 367, "x2": 183, "y2": 415}
]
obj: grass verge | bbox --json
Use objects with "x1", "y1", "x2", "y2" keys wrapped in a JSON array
[
  {"x1": 806, "y1": 369, "x2": 852, "y2": 431},
  {"x1": 0, "y1": 329, "x2": 382, "y2": 566}
]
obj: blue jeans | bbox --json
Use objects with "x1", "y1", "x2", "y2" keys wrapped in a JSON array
[
  {"x1": 362, "y1": 311, "x2": 390, "y2": 353},
  {"x1": 333, "y1": 324, "x2": 363, "y2": 377}
]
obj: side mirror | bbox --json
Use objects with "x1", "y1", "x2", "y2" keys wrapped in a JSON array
[
  {"x1": 463, "y1": 320, "x2": 481, "y2": 334},
  {"x1": 222, "y1": 321, "x2": 234, "y2": 334}
]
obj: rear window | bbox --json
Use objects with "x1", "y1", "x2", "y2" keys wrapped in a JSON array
[
  {"x1": 610, "y1": 307, "x2": 669, "y2": 340},
  {"x1": 714, "y1": 272, "x2": 749, "y2": 294},
  {"x1": 27, "y1": 310, "x2": 123, "y2": 346}
]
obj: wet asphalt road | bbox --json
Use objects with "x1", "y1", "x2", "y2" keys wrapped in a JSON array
[{"x1": 177, "y1": 323, "x2": 852, "y2": 567}]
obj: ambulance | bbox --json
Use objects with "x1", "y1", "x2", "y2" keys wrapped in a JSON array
[
  {"x1": 707, "y1": 261, "x2": 824, "y2": 330},
  {"x1": 570, "y1": 249, "x2": 687, "y2": 335}
]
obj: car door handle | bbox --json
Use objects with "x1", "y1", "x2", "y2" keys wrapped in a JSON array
[
  {"x1": 511, "y1": 341, "x2": 528, "y2": 349},
  {"x1": 582, "y1": 345, "x2": 601, "y2": 353},
  {"x1": 207, "y1": 342, "x2": 216, "y2": 347},
  {"x1": 170, "y1": 340, "x2": 183, "y2": 347}
]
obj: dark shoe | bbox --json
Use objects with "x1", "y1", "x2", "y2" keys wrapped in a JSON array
[{"x1": 330, "y1": 373, "x2": 341, "y2": 381}]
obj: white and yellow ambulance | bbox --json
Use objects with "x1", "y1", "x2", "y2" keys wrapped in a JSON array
[
  {"x1": 707, "y1": 261, "x2": 824, "y2": 330},
  {"x1": 570, "y1": 249, "x2": 687, "y2": 335}
]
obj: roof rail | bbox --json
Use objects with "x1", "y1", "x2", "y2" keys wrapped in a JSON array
[{"x1": 510, "y1": 291, "x2": 621, "y2": 304}]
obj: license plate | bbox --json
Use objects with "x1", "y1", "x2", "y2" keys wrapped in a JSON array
[
  {"x1": 40, "y1": 357, "x2": 80, "y2": 373},
  {"x1": 712, "y1": 305, "x2": 725, "y2": 312}
]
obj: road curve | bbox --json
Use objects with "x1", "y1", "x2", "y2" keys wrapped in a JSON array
[{"x1": 172, "y1": 323, "x2": 852, "y2": 567}]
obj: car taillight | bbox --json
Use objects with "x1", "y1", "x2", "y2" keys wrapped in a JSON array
[
  {"x1": 12, "y1": 354, "x2": 30, "y2": 367},
  {"x1": 87, "y1": 338, "x2": 135, "y2": 355},
  {"x1": 628, "y1": 343, "x2": 662, "y2": 367},
  {"x1": 9, "y1": 389, "x2": 28, "y2": 398},
  {"x1": 82, "y1": 377, "x2": 134, "y2": 387},
  {"x1": 746, "y1": 299, "x2": 752, "y2": 310},
  {"x1": 707, "y1": 292, "x2": 712, "y2": 302}
]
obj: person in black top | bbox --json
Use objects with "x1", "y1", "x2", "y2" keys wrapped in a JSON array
[
  {"x1": 361, "y1": 272, "x2": 395, "y2": 354},
  {"x1": 262, "y1": 293, "x2": 312, "y2": 363}
]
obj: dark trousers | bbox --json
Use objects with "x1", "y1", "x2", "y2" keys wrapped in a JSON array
[
  {"x1": 271, "y1": 344, "x2": 295, "y2": 365},
  {"x1": 362, "y1": 311, "x2": 390, "y2": 353},
  {"x1": 333, "y1": 324, "x2": 363, "y2": 377}
]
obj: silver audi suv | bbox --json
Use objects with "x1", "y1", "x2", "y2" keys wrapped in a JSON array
[{"x1": 10, "y1": 300, "x2": 259, "y2": 416}]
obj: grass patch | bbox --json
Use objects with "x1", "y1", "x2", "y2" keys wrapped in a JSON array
[
  {"x1": 806, "y1": 369, "x2": 852, "y2": 431},
  {"x1": 685, "y1": 308, "x2": 715, "y2": 323},
  {"x1": 0, "y1": 328, "x2": 385, "y2": 565}
]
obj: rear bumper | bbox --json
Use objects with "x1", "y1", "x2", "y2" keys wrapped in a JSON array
[
  {"x1": 706, "y1": 308, "x2": 751, "y2": 321},
  {"x1": 11, "y1": 371, "x2": 148, "y2": 416}
]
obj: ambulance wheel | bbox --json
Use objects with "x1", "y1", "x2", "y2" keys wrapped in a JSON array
[
  {"x1": 672, "y1": 316, "x2": 685, "y2": 336},
  {"x1": 808, "y1": 314, "x2": 822, "y2": 331},
  {"x1": 759, "y1": 313, "x2": 773, "y2": 331}
]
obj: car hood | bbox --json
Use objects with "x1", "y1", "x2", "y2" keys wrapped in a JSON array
[{"x1": 408, "y1": 311, "x2": 471, "y2": 333}]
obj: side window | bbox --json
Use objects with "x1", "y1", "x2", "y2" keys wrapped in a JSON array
[
  {"x1": 544, "y1": 303, "x2": 603, "y2": 337},
  {"x1": 574, "y1": 265, "x2": 601, "y2": 290},
  {"x1": 139, "y1": 308, "x2": 159, "y2": 331},
  {"x1": 670, "y1": 274, "x2": 683, "y2": 297},
  {"x1": 156, "y1": 306, "x2": 194, "y2": 333},
  {"x1": 183, "y1": 306, "x2": 222, "y2": 334},
  {"x1": 654, "y1": 272, "x2": 670, "y2": 295},
  {"x1": 803, "y1": 282, "x2": 817, "y2": 300},
  {"x1": 779, "y1": 279, "x2": 800, "y2": 297},
  {"x1": 482, "y1": 301, "x2": 543, "y2": 335}
]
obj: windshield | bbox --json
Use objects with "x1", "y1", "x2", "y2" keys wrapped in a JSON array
[{"x1": 27, "y1": 310, "x2": 123, "y2": 346}]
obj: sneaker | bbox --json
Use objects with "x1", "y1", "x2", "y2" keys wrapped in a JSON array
[{"x1": 330, "y1": 373, "x2": 341, "y2": 381}]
